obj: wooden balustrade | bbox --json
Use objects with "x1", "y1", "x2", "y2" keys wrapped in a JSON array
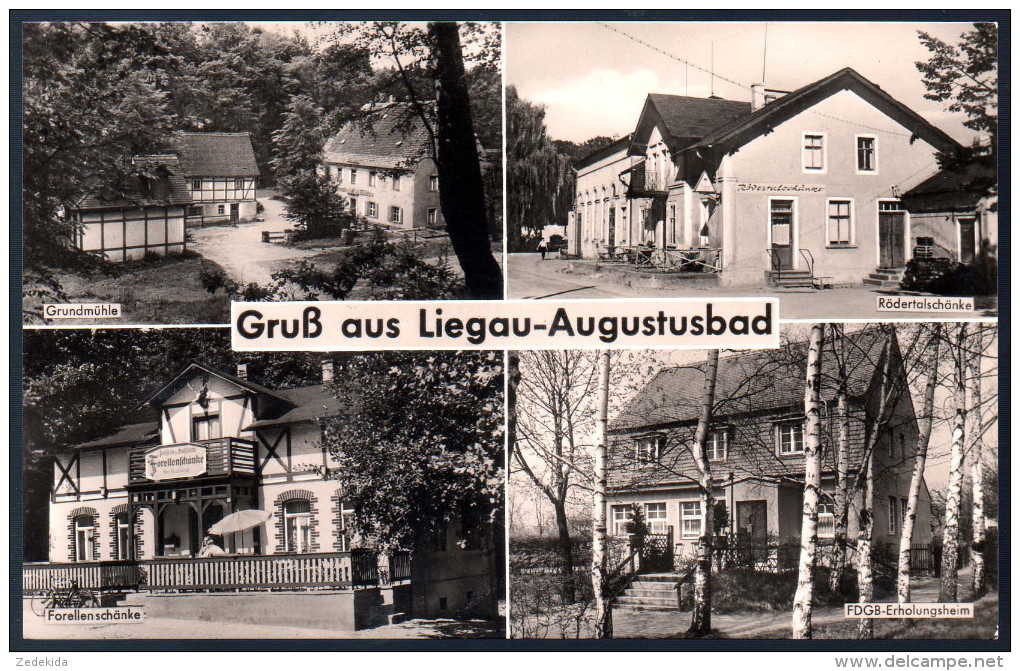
[
  {"x1": 23, "y1": 560, "x2": 142, "y2": 593},
  {"x1": 128, "y1": 437, "x2": 256, "y2": 484}
]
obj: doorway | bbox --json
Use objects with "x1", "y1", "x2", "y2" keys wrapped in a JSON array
[
  {"x1": 958, "y1": 217, "x2": 976, "y2": 264},
  {"x1": 230, "y1": 203, "x2": 240, "y2": 224},
  {"x1": 769, "y1": 199, "x2": 795, "y2": 270},
  {"x1": 878, "y1": 203, "x2": 906, "y2": 267},
  {"x1": 736, "y1": 500, "x2": 768, "y2": 540}
]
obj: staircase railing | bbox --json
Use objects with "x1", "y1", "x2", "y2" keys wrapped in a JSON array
[
  {"x1": 799, "y1": 248, "x2": 816, "y2": 279},
  {"x1": 765, "y1": 248, "x2": 781, "y2": 274}
]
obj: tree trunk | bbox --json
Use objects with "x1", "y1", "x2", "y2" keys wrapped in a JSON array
[
  {"x1": 688, "y1": 350, "x2": 720, "y2": 637},
  {"x1": 592, "y1": 351, "x2": 613, "y2": 639},
  {"x1": 855, "y1": 453, "x2": 875, "y2": 639},
  {"x1": 830, "y1": 384, "x2": 850, "y2": 594},
  {"x1": 897, "y1": 325, "x2": 941, "y2": 603},
  {"x1": 555, "y1": 502, "x2": 576, "y2": 604},
  {"x1": 792, "y1": 323, "x2": 824, "y2": 639},
  {"x1": 939, "y1": 324, "x2": 968, "y2": 602},
  {"x1": 969, "y1": 329, "x2": 986, "y2": 597},
  {"x1": 428, "y1": 22, "x2": 503, "y2": 299}
]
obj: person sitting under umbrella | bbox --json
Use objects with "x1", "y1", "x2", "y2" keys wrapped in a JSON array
[{"x1": 198, "y1": 535, "x2": 226, "y2": 557}]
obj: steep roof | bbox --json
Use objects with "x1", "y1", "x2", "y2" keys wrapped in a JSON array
[
  {"x1": 612, "y1": 327, "x2": 893, "y2": 433},
  {"x1": 244, "y1": 384, "x2": 344, "y2": 430},
  {"x1": 171, "y1": 132, "x2": 260, "y2": 178},
  {"x1": 137, "y1": 361, "x2": 288, "y2": 409},
  {"x1": 573, "y1": 134, "x2": 634, "y2": 171},
  {"x1": 687, "y1": 67, "x2": 961, "y2": 155},
  {"x1": 75, "y1": 420, "x2": 159, "y2": 451},
  {"x1": 630, "y1": 94, "x2": 752, "y2": 154},
  {"x1": 323, "y1": 104, "x2": 433, "y2": 170},
  {"x1": 75, "y1": 155, "x2": 192, "y2": 211}
]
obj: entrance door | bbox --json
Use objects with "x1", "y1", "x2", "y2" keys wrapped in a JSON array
[
  {"x1": 879, "y1": 209, "x2": 906, "y2": 268},
  {"x1": 769, "y1": 199, "x2": 795, "y2": 270},
  {"x1": 736, "y1": 500, "x2": 768, "y2": 539},
  {"x1": 959, "y1": 217, "x2": 976, "y2": 264},
  {"x1": 230, "y1": 203, "x2": 240, "y2": 224},
  {"x1": 608, "y1": 207, "x2": 616, "y2": 250}
]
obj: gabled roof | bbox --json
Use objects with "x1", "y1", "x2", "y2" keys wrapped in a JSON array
[
  {"x1": 612, "y1": 327, "x2": 894, "y2": 433},
  {"x1": 323, "y1": 103, "x2": 433, "y2": 170},
  {"x1": 171, "y1": 132, "x2": 260, "y2": 178},
  {"x1": 687, "y1": 68, "x2": 962, "y2": 155},
  {"x1": 137, "y1": 361, "x2": 288, "y2": 409},
  {"x1": 630, "y1": 93, "x2": 752, "y2": 154},
  {"x1": 573, "y1": 134, "x2": 634, "y2": 171},
  {"x1": 244, "y1": 384, "x2": 344, "y2": 430},
  {"x1": 75, "y1": 420, "x2": 159, "y2": 451},
  {"x1": 75, "y1": 155, "x2": 192, "y2": 211}
]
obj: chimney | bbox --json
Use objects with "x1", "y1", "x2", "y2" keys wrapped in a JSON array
[
  {"x1": 322, "y1": 359, "x2": 335, "y2": 384},
  {"x1": 751, "y1": 83, "x2": 766, "y2": 111},
  {"x1": 236, "y1": 363, "x2": 248, "y2": 380}
]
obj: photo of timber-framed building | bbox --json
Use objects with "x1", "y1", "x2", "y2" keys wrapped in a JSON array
[
  {"x1": 26, "y1": 360, "x2": 501, "y2": 632},
  {"x1": 172, "y1": 132, "x2": 260, "y2": 227},
  {"x1": 568, "y1": 68, "x2": 983, "y2": 288}
]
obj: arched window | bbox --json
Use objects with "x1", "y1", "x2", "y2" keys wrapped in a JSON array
[
  {"x1": 115, "y1": 512, "x2": 131, "y2": 560},
  {"x1": 284, "y1": 500, "x2": 311, "y2": 553},
  {"x1": 74, "y1": 515, "x2": 96, "y2": 562}
]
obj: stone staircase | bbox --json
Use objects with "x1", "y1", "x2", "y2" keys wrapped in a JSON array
[
  {"x1": 863, "y1": 267, "x2": 906, "y2": 288},
  {"x1": 614, "y1": 573, "x2": 682, "y2": 613},
  {"x1": 769, "y1": 269, "x2": 816, "y2": 289}
]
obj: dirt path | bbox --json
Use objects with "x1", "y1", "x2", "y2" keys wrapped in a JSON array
[{"x1": 187, "y1": 196, "x2": 322, "y2": 287}]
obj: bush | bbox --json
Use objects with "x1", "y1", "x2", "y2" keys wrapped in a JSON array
[{"x1": 901, "y1": 256, "x2": 997, "y2": 295}]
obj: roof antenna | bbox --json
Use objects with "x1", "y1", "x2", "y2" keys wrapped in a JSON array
[
  {"x1": 711, "y1": 41, "x2": 715, "y2": 97},
  {"x1": 685, "y1": 60, "x2": 689, "y2": 96},
  {"x1": 761, "y1": 22, "x2": 768, "y2": 83}
]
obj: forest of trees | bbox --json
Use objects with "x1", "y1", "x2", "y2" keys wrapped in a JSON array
[{"x1": 23, "y1": 21, "x2": 503, "y2": 303}]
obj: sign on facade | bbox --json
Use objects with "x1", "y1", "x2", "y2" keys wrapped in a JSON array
[
  {"x1": 737, "y1": 183, "x2": 826, "y2": 193},
  {"x1": 144, "y1": 444, "x2": 208, "y2": 481}
]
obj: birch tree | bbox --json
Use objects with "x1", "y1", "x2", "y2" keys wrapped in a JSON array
[
  {"x1": 940, "y1": 323, "x2": 969, "y2": 602},
  {"x1": 898, "y1": 324, "x2": 942, "y2": 603},
  {"x1": 591, "y1": 351, "x2": 613, "y2": 639},
  {"x1": 792, "y1": 324, "x2": 825, "y2": 639},
  {"x1": 688, "y1": 350, "x2": 720, "y2": 637},
  {"x1": 829, "y1": 325, "x2": 851, "y2": 594},
  {"x1": 969, "y1": 328, "x2": 987, "y2": 596}
]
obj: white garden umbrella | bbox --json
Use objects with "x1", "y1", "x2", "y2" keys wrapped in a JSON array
[{"x1": 207, "y1": 509, "x2": 271, "y2": 554}]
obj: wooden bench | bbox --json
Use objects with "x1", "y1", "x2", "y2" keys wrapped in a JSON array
[{"x1": 262, "y1": 230, "x2": 288, "y2": 243}]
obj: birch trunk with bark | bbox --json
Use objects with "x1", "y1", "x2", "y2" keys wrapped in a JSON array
[
  {"x1": 592, "y1": 351, "x2": 613, "y2": 639},
  {"x1": 792, "y1": 324, "x2": 824, "y2": 639},
  {"x1": 897, "y1": 325, "x2": 941, "y2": 603},
  {"x1": 855, "y1": 454, "x2": 875, "y2": 640},
  {"x1": 969, "y1": 329, "x2": 986, "y2": 597},
  {"x1": 689, "y1": 350, "x2": 720, "y2": 637},
  {"x1": 830, "y1": 326, "x2": 851, "y2": 594},
  {"x1": 939, "y1": 324, "x2": 968, "y2": 602}
]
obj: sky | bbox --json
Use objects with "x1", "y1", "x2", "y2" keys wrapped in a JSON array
[{"x1": 506, "y1": 21, "x2": 981, "y2": 144}]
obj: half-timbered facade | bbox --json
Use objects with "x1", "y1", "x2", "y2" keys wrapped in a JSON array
[
  {"x1": 606, "y1": 328, "x2": 933, "y2": 570},
  {"x1": 171, "y1": 132, "x2": 260, "y2": 226},
  {"x1": 567, "y1": 68, "x2": 966, "y2": 288},
  {"x1": 37, "y1": 360, "x2": 499, "y2": 626}
]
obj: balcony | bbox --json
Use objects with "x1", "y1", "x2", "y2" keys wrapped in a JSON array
[
  {"x1": 128, "y1": 437, "x2": 256, "y2": 485},
  {"x1": 627, "y1": 165, "x2": 672, "y2": 197}
]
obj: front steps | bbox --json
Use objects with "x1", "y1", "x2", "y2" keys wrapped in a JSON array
[
  {"x1": 769, "y1": 269, "x2": 815, "y2": 289},
  {"x1": 863, "y1": 267, "x2": 906, "y2": 288},
  {"x1": 614, "y1": 573, "x2": 682, "y2": 613}
]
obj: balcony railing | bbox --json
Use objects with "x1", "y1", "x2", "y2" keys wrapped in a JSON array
[
  {"x1": 23, "y1": 551, "x2": 412, "y2": 594},
  {"x1": 628, "y1": 167, "x2": 672, "y2": 196},
  {"x1": 128, "y1": 437, "x2": 257, "y2": 484}
]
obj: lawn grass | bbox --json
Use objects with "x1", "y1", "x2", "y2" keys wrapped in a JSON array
[{"x1": 24, "y1": 252, "x2": 231, "y2": 325}]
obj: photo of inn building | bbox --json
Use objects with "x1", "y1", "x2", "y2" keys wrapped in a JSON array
[
  {"x1": 172, "y1": 132, "x2": 260, "y2": 227},
  {"x1": 322, "y1": 102, "x2": 447, "y2": 231},
  {"x1": 568, "y1": 68, "x2": 984, "y2": 288},
  {"x1": 27, "y1": 360, "x2": 501, "y2": 631}
]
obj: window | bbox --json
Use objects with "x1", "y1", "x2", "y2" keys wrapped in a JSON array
[
  {"x1": 369, "y1": 171, "x2": 378, "y2": 187},
  {"x1": 336, "y1": 501, "x2": 355, "y2": 552},
  {"x1": 706, "y1": 430, "x2": 727, "y2": 462},
  {"x1": 234, "y1": 178, "x2": 244, "y2": 190},
  {"x1": 116, "y1": 512, "x2": 131, "y2": 560},
  {"x1": 431, "y1": 521, "x2": 448, "y2": 551},
  {"x1": 389, "y1": 206, "x2": 403, "y2": 224},
  {"x1": 392, "y1": 175, "x2": 401, "y2": 191},
  {"x1": 192, "y1": 413, "x2": 221, "y2": 441},
  {"x1": 367, "y1": 202, "x2": 378, "y2": 218},
  {"x1": 334, "y1": 166, "x2": 343, "y2": 183},
  {"x1": 888, "y1": 497, "x2": 900, "y2": 535},
  {"x1": 427, "y1": 208, "x2": 438, "y2": 225},
  {"x1": 777, "y1": 420, "x2": 805, "y2": 455},
  {"x1": 879, "y1": 200, "x2": 903, "y2": 212},
  {"x1": 74, "y1": 515, "x2": 96, "y2": 562},
  {"x1": 635, "y1": 434, "x2": 665, "y2": 464},
  {"x1": 217, "y1": 204, "x2": 225, "y2": 216},
  {"x1": 611, "y1": 505, "x2": 632, "y2": 536},
  {"x1": 827, "y1": 199, "x2": 853, "y2": 246},
  {"x1": 187, "y1": 205, "x2": 202, "y2": 218},
  {"x1": 350, "y1": 169, "x2": 358, "y2": 185},
  {"x1": 802, "y1": 133, "x2": 825, "y2": 172},
  {"x1": 645, "y1": 503, "x2": 668, "y2": 534},
  {"x1": 191, "y1": 179, "x2": 202, "y2": 190},
  {"x1": 349, "y1": 197, "x2": 357, "y2": 214},
  {"x1": 668, "y1": 204, "x2": 677, "y2": 245},
  {"x1": 770, "y1": 199, "x2": 794, "y2": 246},
  {"x1": 284, "y1": 500, "x2": 311, "y2": 553},
  {"x1": 818, "y1": 502, "x2": 835, "y2": 538},
  {"x1": 681, "y1": 501, "x2": 702, "y2": 539},
  {"x1": 856, "y1": 136, "x2": 877, "y2": 173},
  {"x1": 429, "y1": 174, "x2": 439, "y2": 192}
]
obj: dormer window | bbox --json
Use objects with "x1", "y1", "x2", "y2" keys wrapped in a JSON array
[
  {"x1": 706, "y1": 429, "x2": 728, "y2": 462},
  {"x1": 635, "y1": 434, "x2": 665, "y2": 464},
  {"x1": 776, "y1": 420, "x2": 805, "y2": 455}
]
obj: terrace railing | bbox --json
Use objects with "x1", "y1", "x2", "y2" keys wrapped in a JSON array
[
  {"x1": 128, "y1": 437, "x2": 257, "y2": 484},
  {"x1": 23, "y1": 560, "x2": 144, "y2": 594}
]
